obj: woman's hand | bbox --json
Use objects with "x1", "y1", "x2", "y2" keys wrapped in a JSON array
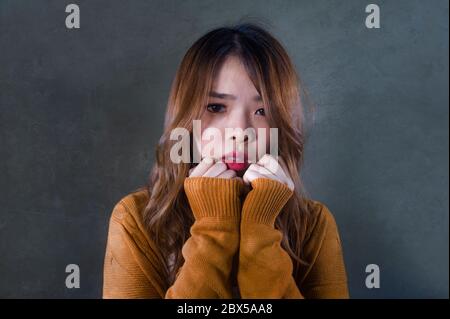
[
  {"x1": 242, "y1": 154, "x2": 294, "y2": 191},
  {"x1": 189, "y1": 157, "x2": 238, "y2": 179},
  {"x1": 184, "y1": 156, "x2": 244, "y2": 220}
]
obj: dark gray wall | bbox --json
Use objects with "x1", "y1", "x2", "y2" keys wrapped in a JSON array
[{"x1": 0, "y1": 0, "x2": 448, "y2": 298}]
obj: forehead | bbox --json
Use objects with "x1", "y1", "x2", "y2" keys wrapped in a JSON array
[{"x1": 211, "y1": 56, "x2": 260, "y2": 99}]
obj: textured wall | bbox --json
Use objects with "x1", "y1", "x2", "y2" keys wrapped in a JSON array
[{"x1": 0, "y1": 0, "x2": 448, "y2": 298}]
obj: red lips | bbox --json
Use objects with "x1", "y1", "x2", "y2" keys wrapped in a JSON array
[{"x1": 223, "y1": 152, "x2": 249, "y2": 172}]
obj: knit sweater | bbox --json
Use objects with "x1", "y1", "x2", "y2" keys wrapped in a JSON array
[{"x1": 103, "y1": 177, "x2": 349, "y2": 299}]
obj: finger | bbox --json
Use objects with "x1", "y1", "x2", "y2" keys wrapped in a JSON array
[
  {"x1": 246, "y1": 163, "x2": 273, "y2": 176},
  {"x1": 247, "y1": 164, "x2": 284, "y2": 184},
  {"x1": 257, "y1": 154, "x2": 280, "y2": 174},
  {"x1": 242, "y1": 169, "x2": 266, "y2": 185},
  {"x1": 258, "y1": 154, "x2": 289, "y2": 181},
  {"x1": 203, "y1": 162, "x2": 227, "y2": 177},
  {"x1": 217, "y1": 169, "x2": 237, "y2": 179},
  {"x1": 189, "y1": 157, "x2": 215, "y2": 177}
]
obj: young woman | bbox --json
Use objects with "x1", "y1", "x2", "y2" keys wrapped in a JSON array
[{"x1": 103, "y1": 23, "x2": 349, "y2": 299}]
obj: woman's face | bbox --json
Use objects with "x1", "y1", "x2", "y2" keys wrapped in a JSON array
[{"x1": 194, "y1": 55, "x2": 271, "y2": 173}]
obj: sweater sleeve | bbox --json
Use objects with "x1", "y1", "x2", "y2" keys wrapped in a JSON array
[
  {"x1": 164, "y1": 177, "x2": 243, "y2": 298},
  {"x1": 103, "y1": 201, "x2": 168, "y2": 299},
  {"x1": 103, "y1": 177, "x2": 243, "y2": 299},
  {"x1": 238, "y1": 178, "x2": 303, "y2": 298}
]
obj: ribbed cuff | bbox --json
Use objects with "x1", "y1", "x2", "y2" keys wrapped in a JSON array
[
  {"x1": 241, "y1": 178, "x2": 293, "y2": 226},
  {"x1": 184, "y1": 177, "x2": 244, "y2": 220}
]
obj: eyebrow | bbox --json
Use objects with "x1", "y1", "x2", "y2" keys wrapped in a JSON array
[{"x1": 209, "y1": 91, "x2": 262, "y2": 102}]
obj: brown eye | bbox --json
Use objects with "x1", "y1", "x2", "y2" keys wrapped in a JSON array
[
  {"x1": 206, "y1": 104, "x2": 226, "y2": 113},
  {"x1": 255, "y1": 108, "x2": 265, "y2": 116}
]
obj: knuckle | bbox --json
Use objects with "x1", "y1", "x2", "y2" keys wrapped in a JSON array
[{"x1": 215, "y1": 162, "x2": 227, "y2": 170}]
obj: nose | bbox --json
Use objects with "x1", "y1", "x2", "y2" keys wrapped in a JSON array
[
  {"x1": 232, "y1": 134, "x2": 248, "y2": 142},
  {"x1": 226, "y1": 109, "x2": 255, "y2": 144}
]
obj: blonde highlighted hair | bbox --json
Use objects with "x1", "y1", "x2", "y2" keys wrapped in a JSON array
[{"x1": 138, "y1": 22, "x2": 313, "y2": 286}]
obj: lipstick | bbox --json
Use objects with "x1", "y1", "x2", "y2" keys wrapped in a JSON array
[{"x1": 223, "y1": 151, "x2": 249, "y2": 172}]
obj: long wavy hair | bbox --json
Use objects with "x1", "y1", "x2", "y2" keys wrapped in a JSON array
[{"x1": 139, "y1": 22, "x2": 314, "y2": 286}]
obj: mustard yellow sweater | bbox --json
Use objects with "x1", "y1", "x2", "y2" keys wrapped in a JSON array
[{"x1": 103, "y1": 177, "x2": 349, "y2": 298}]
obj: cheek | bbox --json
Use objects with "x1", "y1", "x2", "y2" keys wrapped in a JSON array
[
  {"x1": 255, "y1": 122, "x2": 271, "y2": 153},
  {"x1": 196, "y1": 116, "x2": 226, "y2": 158}
]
